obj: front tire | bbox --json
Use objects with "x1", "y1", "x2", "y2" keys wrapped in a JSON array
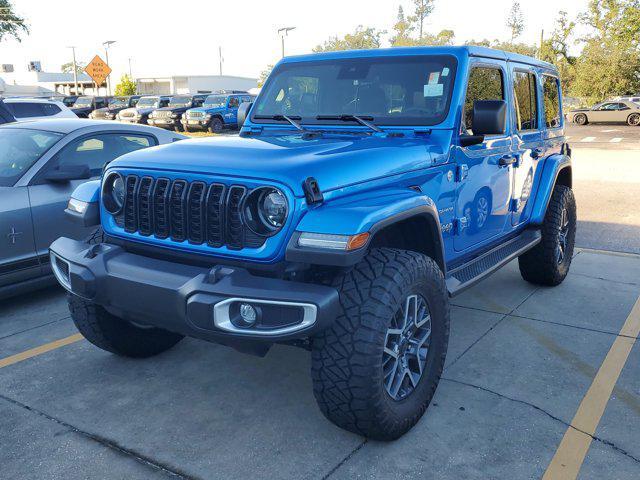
[
  {"x1": 574, "y1": 113, "x2": 588, "y2": 125},
  {"x1": 518, "y1": 184, "x2": 577, "y2": 286},
  {"x1": 70, "y1": 226, "x2": 184, "y2": 358},
  {"x1": 311, "y1": 248, "x2": 449, "y2": 440},
  {"x1": 208, "y1": 117, "x2": 223, "y2": 134}
]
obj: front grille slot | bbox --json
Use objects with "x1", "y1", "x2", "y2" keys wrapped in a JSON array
[{"x1": 117, "y1": 176, "x2": 266, "y2": 250}]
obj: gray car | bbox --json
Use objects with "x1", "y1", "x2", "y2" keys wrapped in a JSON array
[
  {"x1": 0, "y1": 119, "x2": 184, "y2": 299},
  {"x1": 570, "y1": 100, "x2": 640, "y2": 126}
]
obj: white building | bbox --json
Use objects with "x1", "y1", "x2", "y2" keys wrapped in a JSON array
[
  {"x1": 0, "y1": 66, "x2": 104, "y2": 97},
  {"x1": 136, "y1": 75, "x2": 257, "y2": 95}
]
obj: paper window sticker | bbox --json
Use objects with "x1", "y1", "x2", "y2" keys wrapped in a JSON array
[
  {"x1": 424, "y1": 84, "x2": 444, "y2": 97},
  {"x1": 442, "y1": 67, "x2": 450, "y2": 77},
  {"x1": 428, "y1": 72, "x2": 440, "y2": 85}
]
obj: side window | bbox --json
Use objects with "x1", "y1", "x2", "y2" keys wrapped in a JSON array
[
  {"x1": 193, "y1": 97, "x2": 204, "y2": 107},
  {"x1": 55, "y1": 134, "x2": 154, "y2": 176},
  {"x1": 542, "y1": 76, "x2": 561, "y2": 128},
  {"x1": 160, "y1": 99, "x2": 170, "y2": 107},
  {"x1": 7, "y1": 102, "x2": 45, "y2": 118},
  {"x1": 228, "y1": 97, "x2": 240, "y2": 108},
  {"x1": 512, "y1": 71, "x2": 538, "y2": 131},
  {"x1": 242, "y1": 96, "x2": 252, "y2": 103},
  {"x1": 464, "y1": 66, "x2": 504, "y2": 133},
  {"x1": 42, "y1": 103, "x2": 62, "y2": 116}
]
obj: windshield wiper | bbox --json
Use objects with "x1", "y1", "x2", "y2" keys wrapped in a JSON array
[
  {"x1": 254, "y1": 114, "x2": 306, "y2": 131},
  {"x1": 316, "y1": 114, "x2": 383, "y2": 133}
]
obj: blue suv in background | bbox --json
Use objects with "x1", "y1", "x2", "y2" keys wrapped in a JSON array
[
  {"x1": 182, "y1": 93, "x2": 255, "y2": 133},
  {"x1": 51, "y1": 46, "x2": 575, "y2": 441}
]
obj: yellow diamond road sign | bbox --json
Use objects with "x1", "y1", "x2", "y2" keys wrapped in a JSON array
[{"x1": 84, "y1": 55, "x2": 112, "y2": 86}]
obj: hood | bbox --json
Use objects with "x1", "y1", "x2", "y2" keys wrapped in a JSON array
[
  {"x1": 155, "y1": 106, "x2": 189, "y2": 113},
  {"x1": 72, "y1": 106, "x2": 92, "y2": 112},
  {"x1": 132, "y1": 106, "x2": 156, "y2": 114},
  {"x1": 109, "y1": 132, "x2": 448, "y2": 197},
  {"x1": 189, "y1": 106, "x2": 223, "y2": 114}
]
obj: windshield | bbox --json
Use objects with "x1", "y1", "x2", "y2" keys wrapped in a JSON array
[
  {"x1": 204, "y1": 95, "x2": 227, "y2": 108},
  {"x1": 137, "y1": 97, "x2": 159, "y2": 108},
  {"x1": 252, "y1": 55, "x2": 457, "y2": 126},
  {"x1": 109, "y1": 97, "x2": 128, "y2": 108},
  {"x1": 74, "y1": 96, "x2": 93, "y2": 108},
  {"x1": 169, "y1": 96, "x2": 192, "y2": 108},
  {"x1": 0, "y1": 129, "x2": 63, "y2": 187}
]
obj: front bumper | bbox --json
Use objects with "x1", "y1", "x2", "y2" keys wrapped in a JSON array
[
  {"x1": 148, "y1": 118, "x2": 179, "y2": 128},
  {"x1": 181, "y1": 118, "x2": 209, "y2": 129},
  {"x1": 49, "y1": 237, "x2": 340, "y2": 344}
]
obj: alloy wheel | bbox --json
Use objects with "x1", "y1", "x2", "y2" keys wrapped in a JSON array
[
  {"x1": 557, "y1": 207, "x2": 570, "y2": 265},
  {"x1": 383, "y1": 294, "x2": 432, "y2": 401}
]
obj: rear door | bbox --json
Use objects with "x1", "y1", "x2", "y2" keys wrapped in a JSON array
[
  {"x1": 509, "y1": 65, "x2": 544, "y2": 226},
  {"x1": 225, "y1": 96, "x2": 240, "y2": 124},
  {"x1": 28, "y1": 133, "x2": 157, "y2": 264},
  {"x1": 454, "y1": 61, "x2": 513, "y2": 252}
]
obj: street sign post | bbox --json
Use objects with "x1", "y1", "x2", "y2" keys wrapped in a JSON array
[{"x1": 84, "y1": 55, "x2": 112, "y2": 93}]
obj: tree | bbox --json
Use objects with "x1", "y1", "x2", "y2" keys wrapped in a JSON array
[
  {"x1": 389, "y1": 6, "x2": 415, "y2": 46},
  {"x1": 0, "y1": 0, "x2": 28, "y2": 43},
  {"x1": 539, "y1": 11, "x2": 577, "y2": 94},
  {"x1": 572, "y1": 0, "x2": 640, "y2": 102},
  {"x1": 313, "y1": 25, "x2": 385, "y2": 52},
  {"x1": 258, "y1": 64, "x2": 274, "y2": 87},
  {"x1": 114, "y1": 75, "x2": 137, "y2": 96},
  {"x1": 411, "y1": 0, "x2": 435, "y2": 39},
  {"x1": 61, "y1": 62, "x2": 86, "y2": 76},
  {"x1": 507, "y1": 1, "x2": 524, "y2": 42}
]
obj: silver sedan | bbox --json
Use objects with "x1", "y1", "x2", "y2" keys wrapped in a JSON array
[
  {"x1": 570, "y1": 100, "x2": 640, "y2": 126},
  {"x1": 0, "y1": 119, "x2": 184, "y2": 299}
]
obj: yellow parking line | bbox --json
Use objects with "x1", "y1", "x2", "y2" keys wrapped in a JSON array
[
  {"x1": 0, "y1": 334, "x2": 83, "y2": 369},
  {"x1": 543, "y1": 295, "x2": 640, "y2": 480}
]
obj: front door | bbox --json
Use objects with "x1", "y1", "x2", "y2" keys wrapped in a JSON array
[
  {"x1": 510, "y1": 66, "x2": 544, "y2": 226},
  {"x1": 0, "y1": 187, "x2": 39, "y2": 287},
  {"x1": 454, "y1": 62, "x2": 513, "y2": 252},
  {"x1": 225, "y1": 96, "x2": 240, "y2": 125}
]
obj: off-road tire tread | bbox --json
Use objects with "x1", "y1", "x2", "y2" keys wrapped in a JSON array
[
  {"x1": 311, "y1": 248, "x2": 449, "y2": 440},
  {"x1": 518, "y1": 185, "x2": 576, "y2": 286}
]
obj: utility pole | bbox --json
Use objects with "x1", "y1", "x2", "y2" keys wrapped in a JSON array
[
  {"x1": 128, "y1": 57, "x2": 132, "y2": 78},
  {"x1": 103, "y1": 40, "x2": 117, "y2": 95},
  {"x1": 219, "y1": 46, "x2": 223, "y2": 75},
  {"x1": 539, "y1": 29, "x2": 544, "y2": 59},
  {"x1": 278, "y1": 27, "x2": 296, "y2": 58},
  {"x1": 67, "y1": 46, "x2": 79, "y2": 95}
]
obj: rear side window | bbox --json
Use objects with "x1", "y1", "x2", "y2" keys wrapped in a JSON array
[
  {"x1": 542, "y1": 76, "x2": 561, "y2": 128},
  {"x1": 7, "y1": 102, "x2": 45, "y2": 118},
  {"x1": 228, "y1": 97, "x2": 240, "y2": 108},
  {"x1": 42, "y1": 103, "x2": 61, "y2": 116},
  {"x1": 513, "y1": 71, "x2": 538, "y2": 131},
  {"x1": 464, "y1": 66, "x2": 504, "y2": 133}
]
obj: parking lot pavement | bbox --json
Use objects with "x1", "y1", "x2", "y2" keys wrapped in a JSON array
[
  {"x1": 565, "y1": 124, "x2": 640, "y2": 149},
  {"x1": 1, "y1": 249, "x2": 638, "y2": 479}
]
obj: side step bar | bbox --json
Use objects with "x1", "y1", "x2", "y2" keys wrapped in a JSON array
[{"x1": 446, "y1": 229, "x2": 541, "y2": 296}]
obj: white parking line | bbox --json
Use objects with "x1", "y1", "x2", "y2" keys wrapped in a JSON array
[
  {"x1": 581, "y1": 137, "x2": 596, "y2": 142},
  {"x1": 601, "y1": 129, "x2": 621, "y2": 133},
  {"x1": 610, "y1": 137, "x2": 623, "y2": 143}
]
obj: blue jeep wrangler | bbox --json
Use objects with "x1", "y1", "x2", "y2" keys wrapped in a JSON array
[
  {"x1": 181, "y1": 93, "x2": 256, "y2": 133},
  {"x1": 50, "y1": 46, "x2": 575, "y2": 440}
]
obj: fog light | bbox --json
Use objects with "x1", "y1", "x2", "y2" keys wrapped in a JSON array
[
  {"x1": 229, "y1": 303, "x2": 260, "y2": 328},
  {"x1": 240, "y1": 304, "x2": 257, "y2": 323}
]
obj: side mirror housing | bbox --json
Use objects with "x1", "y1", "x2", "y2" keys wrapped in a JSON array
[
  {"x1": 237, "y1": 101, "x2": 253, "y2": 127},
  {"x1": 472, "y1": 100, "x2": 507, "y2": 136},
  {"x1": 44, "y1": 165, "x2": 91, "y2": 183}
]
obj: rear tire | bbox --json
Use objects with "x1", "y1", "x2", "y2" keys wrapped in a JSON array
[
  {"x1": 574, "y1": 113, "x2": 588, "y2": 125},
  {"x1": 71, "y1": 226, "x2": 184, "y2": 358},
  {"x1": 311, "y1": 248, "x2": 449, "y2": 440},
  {"x1": 627, "y1": 113, "x2": 640, "y2": 126},
  {"x1": 518, "y1": 184, "x2": 577, "y2": 286}
]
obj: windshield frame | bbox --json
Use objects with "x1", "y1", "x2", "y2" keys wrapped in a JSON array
[
  {"x1": 250, "y1": 54, "x2": 458, "y2": 128},
  {"x1": 203, "y1": 95, "x2": 228, "y2": 109},
  {"x1": 136, "y1": 97, "x2": 160, "y2": 108},
  {"x1": 0, "y1": 128, "x2": 64, "y2": 187},
  {"x1": 74, "y1": 96, "x2": 93, "y2": 108}
]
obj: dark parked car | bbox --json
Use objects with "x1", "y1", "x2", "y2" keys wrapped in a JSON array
[
  {"x1": 117, "y1": 95, "x2": 171, "y2": 124},
  {"x1": 71, "y1": 96, "x2": 111, "y2": 118},
  {"x1": 0, "y1": 119, "x2": 184, "y2": 299},
  {"x1": 89, "y1": 95, "x2": 143, "y2": 120},
  {"x1": 59, "y1": 96, "x2": 79, "y2": 108},
  {"x1": 147, "y1": 94, "x2": 208, "y2": 131},
  {"x1": 0, "y1": 98, "x2": 16, "y2": 124}
]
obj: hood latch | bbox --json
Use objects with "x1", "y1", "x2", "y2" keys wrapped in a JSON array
[{"x1": 303, "y1": 177, "x2": 324, "y2": 206}]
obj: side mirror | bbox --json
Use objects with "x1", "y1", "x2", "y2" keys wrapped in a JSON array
[
  {"x1": 44, "y1": 165, "x2": 91, "y2": 183},
  {"x1": 471, "y1": 100, "x2": 507, "y2": 136},
  {"x1": 237, "y1": 101, "x2": 253, "y2": 127}
]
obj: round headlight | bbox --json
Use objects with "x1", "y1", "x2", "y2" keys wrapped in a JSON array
[
  {"x1": 102, "y1": 172, "x2": 125, "y2": 214},
  {"x1": 243, "y1": 187, "x2": 288, "y2": 237}
]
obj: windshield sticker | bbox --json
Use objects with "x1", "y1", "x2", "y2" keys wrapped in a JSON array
[
  {"x1": 428, "y1": 72, "x2": 440, "y2": 84},
  {"x1": 442, "y1": 67, "x2": 450, "y2": 77},
  {"x1": 424, "y1": 84, "x2": 444, "y2": 97}
]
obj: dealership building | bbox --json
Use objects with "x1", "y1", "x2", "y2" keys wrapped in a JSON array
[{"x1": 136, "y1": 75, "x2": 258, "y2": 95}]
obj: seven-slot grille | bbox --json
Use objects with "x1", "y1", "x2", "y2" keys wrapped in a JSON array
[
  {"x1": 187, "y1": 111, "x2": 205, "y2": 118},
  {"x1": 153, "y1": 110, "x2": 172, "y2": 118},
  {"x1": 117, "y1": 175, "x2": 267, "y2": 250}
]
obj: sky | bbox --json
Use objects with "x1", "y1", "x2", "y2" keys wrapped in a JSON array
[{"x1": 1, "y1": 0, "x2": 591, "y2": 83}]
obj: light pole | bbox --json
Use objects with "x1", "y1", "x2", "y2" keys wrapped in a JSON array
[
  {"x1": 278, "y1": 27, "x2": 296, "y2": 58},
  {"x1": 66, "y1": 46, "x2": 79, "y2": 95},
  {"x1": 103, "y1": 40, "x2": 117, "y2": 95}
]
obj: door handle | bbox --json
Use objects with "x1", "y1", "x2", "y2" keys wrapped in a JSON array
[
  {"x1": 531, "y1": 147, "x2": 545, "y2": 159},
  {"x1": 499, "y1": 154, "x2": 517, "y2": 166}
]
